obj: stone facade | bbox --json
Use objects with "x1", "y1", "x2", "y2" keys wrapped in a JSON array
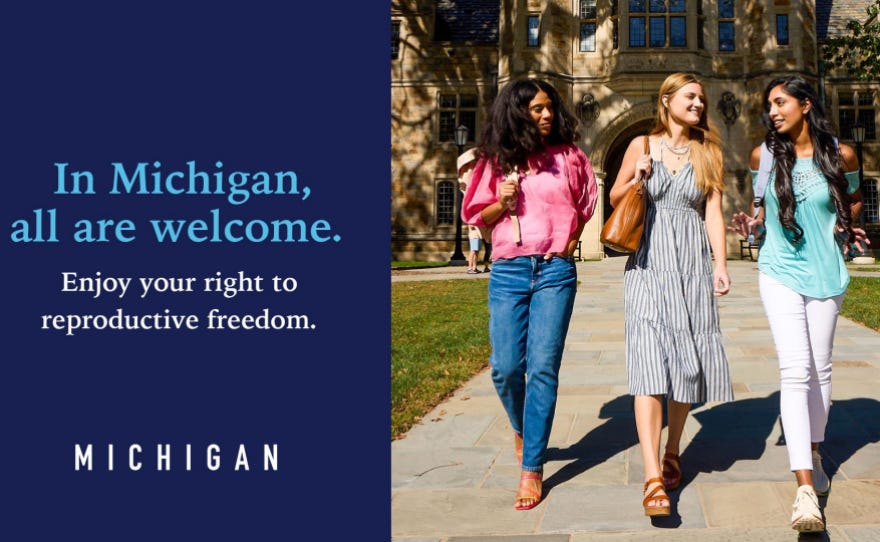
[{"x1": 391, "y1": 0, "x2": 879, "y2": 261}]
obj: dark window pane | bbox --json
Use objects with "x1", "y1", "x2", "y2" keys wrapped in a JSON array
[
  {"x1": 439, "y1": 111, "x2": 457, "y2": 141},
  {"x1": 776, "y1": 15, "x2": 789, "y2": 45},
  {"x1": 859, "y1": 92, "x2": 874, "y2": 106},
  {"x1": 719, "y1": 22, "x2": 735, "y2": 51},
  {"x1": 698, "y1": 18, "x2": 704, "y2": 49},
  {"x1": 580, "y1": 22, "x2": 597, "y2": 51},
  {"x1": 859, "y1": 109, "x2": 877, "y2": 140},
  {"x1": 630, "y1": 17, "x2": 646, "y2": 46},
  {"x1": 669, "y1": 0, "x2": 686, "y2": 13},
  {"x1": 613, "y1": 19, "x2": 619, "y2": 49},
  {"x1": 392, "y1": 22, "x2": 400, "y2": 60},
  {"x1": 459, "y1": 111, "x2": 477, "y2": 142},
  {"x1": 719, "y1": 0, "x2": 734, "y2": 18},
  {"x1": 697, "y1": 0, "x2": 703, "y2": 15},
  {"x1": 437, "y1": 181, "x2": 455, "y2": 225},
  {"x1": 670, "y1": 17, "x2": 686, "y2": 47},
  {"x1": 629, "y1": 0, "x2": 645, "y2": 13},
  {"x1": 459, "y1": 94, "x2": 478, "y2": 108},
  {"x1": 649, "y1": 16, "x2": 666, "y2": 47},
  {"x1": 649, "y1": 0, "x2": 666, "y2": 12},
  {"x1": 580, "y1": 0, "x2": 597, "y2": 19},
  {"x1": 528, "y1": 15, "x2": 540, "y2": 46},
  {"x1": 439, "y1": 94, "x2": 478, "y2": 142},
  {"x1": 863, "y1": 179, "x2": 878, "y2": 222},
  {"x1": 839, "y1": 109, "x2": 855, "y2": 140},
  {"x1": 612, "y1": 0, "x2": 618, "y2": 17}
]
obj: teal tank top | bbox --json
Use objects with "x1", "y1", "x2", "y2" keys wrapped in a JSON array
[{"x1": 751, "y1": 159, "x2": 860, "y2": 298}]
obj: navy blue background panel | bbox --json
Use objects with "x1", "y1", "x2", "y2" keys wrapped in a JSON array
[{"x1": 1, "y1": 3, "x2": 390, "y2": 539}]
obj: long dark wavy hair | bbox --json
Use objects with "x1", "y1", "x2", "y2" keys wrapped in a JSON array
[
  {"x1": 761, "y1": 75, "x2": 853, "y2": 243},
  {"x1": 478, "y1": 78, "x2": 579, "y2": 174}
]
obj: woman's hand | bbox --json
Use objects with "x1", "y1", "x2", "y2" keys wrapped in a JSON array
[
  {"x1": 481, "y1": 178, "x2": 521, "y2": 226},
  {"x1": 498, "y1": 179, "x2": 518, "y2": 208},
  {"x1": 851, "y1": 227, "x2": 871, "y2": 246},
  {"x1": 728, "y1": 211, "x2": 763, "y2": 240},
  {"x1": 713, "y1": 268, "x2": 730, "y2": 297},
  {"x1": 842, "y1": 226, "x2": 872, "y2": 255},
  {"x1": 610, "y1": 138, "x2": 652, "y2": 207},
  {"x1": 634, "y1": 152, "x2": 652, "y2": 182}
]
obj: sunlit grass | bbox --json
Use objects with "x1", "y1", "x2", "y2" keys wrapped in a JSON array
[
  {"x1": 391, "y1": 279, "x2": 490, "y2": 439},
  {"x1": 842, "y1": 277, "x2": 880, "y2": 331}
]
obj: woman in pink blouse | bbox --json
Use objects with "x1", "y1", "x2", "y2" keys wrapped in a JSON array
[{"x1": 462, "y1": 78, "x2": 598, "y2": 510}]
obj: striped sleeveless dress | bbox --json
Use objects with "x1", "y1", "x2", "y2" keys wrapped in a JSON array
[{"x1": 623, "y1": 157, "x2": 733, "y2": 403}]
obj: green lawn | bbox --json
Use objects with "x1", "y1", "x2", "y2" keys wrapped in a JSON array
[
  {"x1": 391, "y1": 279, "x2": 490, "y2": 439},
  {"x1": 842, "y1": 276, "x2": 880, "y2": 331}
]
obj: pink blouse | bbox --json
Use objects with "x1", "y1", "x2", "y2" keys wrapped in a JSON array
[{"x1": 461, "y1": 144, "x2": 598, "y2": 260}]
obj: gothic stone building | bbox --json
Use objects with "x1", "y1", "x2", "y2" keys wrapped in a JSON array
[{"x1": 391, "y1": 0, "x2": 879, "y2": 261}]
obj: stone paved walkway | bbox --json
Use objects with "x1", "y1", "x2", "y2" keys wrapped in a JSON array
[{"x1": 392, "y1": 257, "x2": 880, "y2": 541}]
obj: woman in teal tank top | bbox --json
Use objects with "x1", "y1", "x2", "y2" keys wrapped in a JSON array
[{"x1": 745, "y1": 75, "x2": 867, "y2": 534}]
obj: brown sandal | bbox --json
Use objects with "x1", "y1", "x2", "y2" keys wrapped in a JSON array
[
  {"x1": 662, "y1": 452, "x2": 681, "y2": 491},
  {"x1": 514, "y1": 471, "x2": 543, "y2": 511},
  {"x1": 643, "y1": 477, "x2": 670, "y2": 517}
]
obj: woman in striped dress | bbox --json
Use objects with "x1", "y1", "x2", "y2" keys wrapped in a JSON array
[{"x1": 609, "y1": 73, "x2": 734, "y2": 517}]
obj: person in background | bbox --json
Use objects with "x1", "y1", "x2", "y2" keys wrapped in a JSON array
[
  {"x1": 743, "y1": 75, "x2": 866, "y2": 533},
  {"x1": 466, "y1": 225, "x2": 483, "y2": 274},
  {"x1": 462, "y1": 78, "x2": 598, "y2": 511},
  {"x1": 609, "y1": 72, "x2": 733, "y2": 518},
  {"x1": 479, "y1": 225, "x2": 492, "y2": 272},
  {"x1": 458, "y1": 149, "x2": 482, "y2": 274}
]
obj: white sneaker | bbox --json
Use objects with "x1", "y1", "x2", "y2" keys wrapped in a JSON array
[
  {"x1": 791, "y1": 485, "x2": 825, "y2": 533},
  {"x1": 812, "y1": 449, "x2": 831, "y2": 496}
]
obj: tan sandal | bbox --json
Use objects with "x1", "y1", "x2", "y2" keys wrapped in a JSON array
[
  {"x1": 515, "y1": 471, "x2": 543, "y2": 511},
  {"x1": 662, "y1": 452, "x2": 681, "y2": 491},
  {"x1": 643, "y1": 477, "x2": 670, "y2": 517}
]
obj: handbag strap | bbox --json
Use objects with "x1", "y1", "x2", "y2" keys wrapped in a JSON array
[{"x1": 636, "y1": 134, "x2": 650, "y2": 186}]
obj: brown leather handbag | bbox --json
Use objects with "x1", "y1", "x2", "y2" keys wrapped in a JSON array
[{"x1": 600, "y1": 135, "x2": 650, "y2": 253}]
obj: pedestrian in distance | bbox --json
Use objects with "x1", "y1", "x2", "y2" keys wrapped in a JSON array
[
  {"x1": 458, "y1": 149, "x2": 483, "y2": 275},
  {"x1": 466, "y1": 225, "x2": 483, "y2": 274},
  {"x1": 609, "y1": 72, "x2": 734, "y2": 518},
  {"x1": 461, "y1": 77, "x2": 598, "y2": 511},
  {"x1": 479, "y1": 225, "x2": 492, "y2": 272},
  {"x1": 739, "y1": 75, "x2": 867, "y2": 533}
]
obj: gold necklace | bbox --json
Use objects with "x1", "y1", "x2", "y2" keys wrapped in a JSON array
[
  {"x1": 661, "y1": 137, "x2": 690, "y2": 155},
  {"x1": 661, "y1": 138, "x2": 690, "y2": 175}
]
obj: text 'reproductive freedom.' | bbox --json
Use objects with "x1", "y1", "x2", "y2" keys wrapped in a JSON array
[{"x1": 41, "y1": 271, "x2": 313, "y2": 336}]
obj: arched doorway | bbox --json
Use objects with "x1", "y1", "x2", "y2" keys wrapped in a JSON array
[{"x1": 601, "y1": 119, "x2": 654, "y2": 256}]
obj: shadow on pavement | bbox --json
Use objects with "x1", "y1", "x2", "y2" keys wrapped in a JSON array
[
  {"x1": 543, "y1": 394, "x2": 638, "y2": 491},
  {"x1": 678, "y1": 392, "x2": 782, "y2": 491},
  {"x1": 542, "y1": 392, "x2": 880, "y2": 530},
  {"x1": 820, "y1": 397, "x2": 880, "y2": 479}
]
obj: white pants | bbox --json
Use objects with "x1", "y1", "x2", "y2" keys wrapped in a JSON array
[{"x1": 759, "y1": 272, "x2": 843, "y2": 471}]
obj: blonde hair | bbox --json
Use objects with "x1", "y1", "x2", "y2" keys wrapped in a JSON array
[{"x1": 651, "y1": 73, "x2": 724, "y2": 193}]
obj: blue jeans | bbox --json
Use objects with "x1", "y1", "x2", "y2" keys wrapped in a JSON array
[{"x1": 488, "y1": 256, "x2": 577, "y2": 472}]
